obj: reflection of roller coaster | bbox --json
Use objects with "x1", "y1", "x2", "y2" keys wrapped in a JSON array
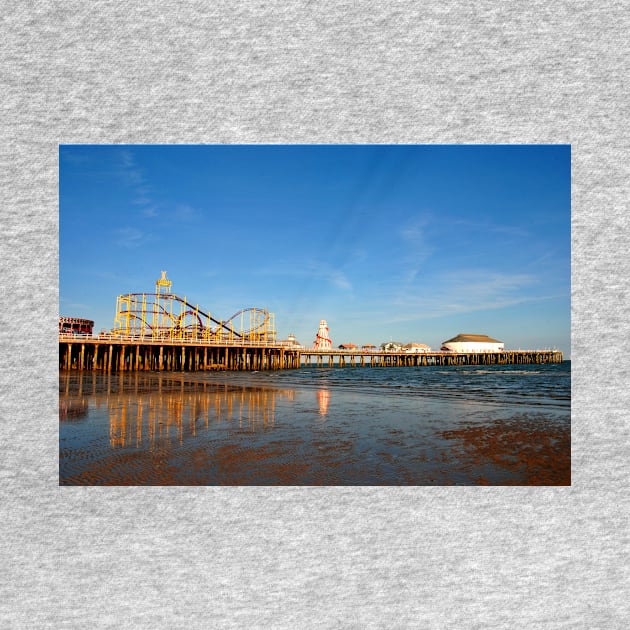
[{"x1": 112, "y1": 272, "x2": 276, "y2": 342}]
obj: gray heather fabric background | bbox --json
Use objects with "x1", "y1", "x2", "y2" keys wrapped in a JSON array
[{"x1": 1, "y1": 1, "x2": 628, "y2": 628}]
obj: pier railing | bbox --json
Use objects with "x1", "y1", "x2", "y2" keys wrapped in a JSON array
[
  {"x1": 59, "y1": 332, "x2": 293, "y2": 348},
  {"x1": 58, "y1": 333, "x2": 560, "y2": 353}
]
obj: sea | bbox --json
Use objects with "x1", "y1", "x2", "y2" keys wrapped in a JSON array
[{"x1": 59, "y1": 361, "x2": 571, "y2": 486}]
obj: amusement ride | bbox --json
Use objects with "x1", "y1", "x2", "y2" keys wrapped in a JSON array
[{"x1": 111, "y1": 272, "x2": 276, "y2": 342}]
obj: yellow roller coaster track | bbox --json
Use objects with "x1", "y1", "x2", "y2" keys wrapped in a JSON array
[{"x1": 112, "y1": 273, "x2": 276, "y2": 343}]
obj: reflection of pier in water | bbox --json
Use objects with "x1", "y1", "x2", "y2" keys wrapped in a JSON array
[
  {"x1": 59, "y1": 398, "x2": 89, "y2": 421},
  {"x1": 59, "y1": 373, "x2": 296, "y2": 449},
  {"x1": 317, "y1": 389, "x2": 330, "y2": 417}
]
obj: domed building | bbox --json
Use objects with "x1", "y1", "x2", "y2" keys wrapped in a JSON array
[
  {"x1": 280, "y1": 333, "x2": 302, "y2": 348},
  {"x1": 441, "y1": 334, "x2": 504, "y2": 353}
]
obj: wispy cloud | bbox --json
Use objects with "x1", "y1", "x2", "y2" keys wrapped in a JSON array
[
  {"x1": 293, "y1": 261, "x2": 353, "y2": 292},
  {"x1": 329, "y1": 269, "x2": 352, "y2": 290},
  {"x1": 173, "y1": 204, "x2": 199, "y2": 221},
  {"x1": 254, "y1": 259, "x2": 353, "y2": 292},
  {"x1": 115, "y1": 227, "x2": 148, "y2": 248},
  {"x1": 141, "y1": 205, "x2": 160, "y2": 218},
  {"x1": 397, "y1": 214, "x2": 436, "y2": 283},
  {"x1": 385, "y1": 270, "x2": 554, "y2": 322},
  {"x1": 132, "y1": 187, "x2": 154, "y2": 206},
  {"x1": 441, "y1": 269, "x2": 536, "y2": 296},
  {"x1": 400, "y1": 215, "x2": 431, "y2": 243},
  {"x1": 118, "y1": 150, "x2": 144, "y2": 186},
  {"x1": 443, "y1": 216, "x2": 531, "y2": 239},
  {"x1": 116, "y1": 151, "x2": 202, "y2": 224},
  {"x1": 60, "y1": 151, "x2": 91, "y2": 165}
]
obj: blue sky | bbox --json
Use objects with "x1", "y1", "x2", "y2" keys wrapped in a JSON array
[{"x1": 59, "y1": 144, "x2": 570, "y2": 355}]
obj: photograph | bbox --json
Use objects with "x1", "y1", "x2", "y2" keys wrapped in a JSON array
[
  {"x1": 6, "y1": 2, "x2": 627, "y2": 626},
  {"x1": 59, "y1": 144, "x2": 571, "y2": 485}
]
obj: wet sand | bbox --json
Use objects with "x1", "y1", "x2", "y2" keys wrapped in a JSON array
[
  {"x1": 439, "y1": 417, "x2": 570, "y2": 485},
  {"x1": 60, "y1": 372, "x2": 570, "y2": 486}
]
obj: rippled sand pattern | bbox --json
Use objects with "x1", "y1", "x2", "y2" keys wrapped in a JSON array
[
  {"x1": 60, "y1": 372, "x2": 570, "y2": 485},
  {"x1": 439, "y1": 416, "x2": 570, "y2": 485}
]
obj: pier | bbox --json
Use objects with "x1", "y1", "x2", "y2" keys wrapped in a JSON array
[
  {"x1": 59, "y1": 273, "x2": 563, "y2": 373},
  {"x1": 300, "y1": 348, "x2": 563, "y2": 367},
  {"x1": 59, "y1": 334, "x2": 563, "y2": 372},
  {"x1": 59, "y1": 334, "x2": 300, "y2": 371}
]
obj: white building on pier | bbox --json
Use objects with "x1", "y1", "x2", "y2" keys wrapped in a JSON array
[{"x1": 441, "y1": 334, "x2": 504, "y2": 353}]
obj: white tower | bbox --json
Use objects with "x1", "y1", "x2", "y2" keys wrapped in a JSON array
[{"x1": 313, "y1": 319, "x2": 332, "y2": 350}]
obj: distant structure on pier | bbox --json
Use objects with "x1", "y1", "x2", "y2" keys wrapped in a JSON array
[
  {"x1": 441, "y1": 334, "x2": 504, "y2": 353},
  {"x1": 59, "y1": 316, "x2": 94, "y2": 336},
  {"x1": 380, "y1": 341, "x2": 431, "y2": 352},
  {"x1": 313, "y1": 320, "x2": 332, "y2": 350},
  {"x1": 280, "y1": 333, "x2": 302, "y2": 348}
]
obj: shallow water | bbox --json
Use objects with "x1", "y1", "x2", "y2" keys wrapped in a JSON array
[{"x1": 59, "y1": 362, "x2": 570, "y2": 485}]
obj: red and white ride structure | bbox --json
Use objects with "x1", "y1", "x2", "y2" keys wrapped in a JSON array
[{"x1": 313, "y1": 319, "x2": 332, "y2": 350}]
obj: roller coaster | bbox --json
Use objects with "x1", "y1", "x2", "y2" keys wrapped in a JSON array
[{"x1": 111, "y1": 272, "x2": 276, "y2": 342}]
